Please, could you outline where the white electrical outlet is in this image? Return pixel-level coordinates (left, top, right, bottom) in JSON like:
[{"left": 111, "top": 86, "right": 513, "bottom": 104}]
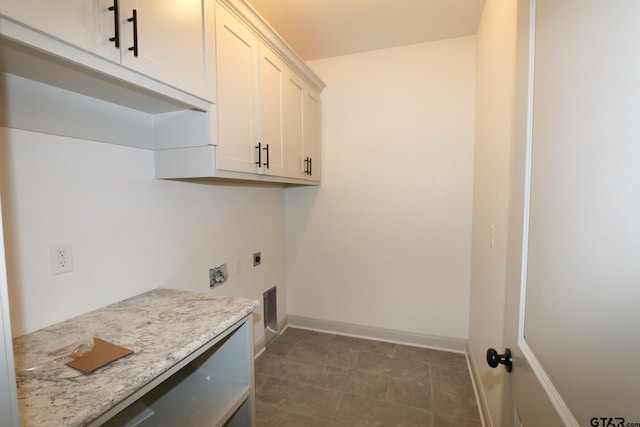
[{"left": 51, "top": 244, "right": 73, "bottom": 275}]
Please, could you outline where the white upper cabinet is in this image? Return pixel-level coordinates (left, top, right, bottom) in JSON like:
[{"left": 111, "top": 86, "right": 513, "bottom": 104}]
[
  {"left": 0, "top": 0, "right": 121, "bottom": 63},
  {"left": 258, "top": 42, "right": 286, "bottom": 177},
  {"left": 1, "top": 0, "right": 324, "bottom": 184},
  {"left": 119, "top": 0, "right": 216, "bottom": 102},
  {"left": 283, "top": 72, "right": 321, "bottom": 182},
  {"left": 0, "top": 0, "right": 216, "bottom": 102},
  {"left": 214, "top": 3, "right": 259, "bottom": 173},
  {"left": 283, "top": 71, "right": 306, "bottom": 179},
  {"left": 303, "top": 88, "right": 321, "bottom": 181},
  {"left": 215, "top": 3, "right": 288, "bottom": 177}
]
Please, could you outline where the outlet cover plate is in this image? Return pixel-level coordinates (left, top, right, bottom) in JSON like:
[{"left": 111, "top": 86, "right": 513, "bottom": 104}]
[{"left": 51, "top": 244, "right": 73, "bottom": 275}]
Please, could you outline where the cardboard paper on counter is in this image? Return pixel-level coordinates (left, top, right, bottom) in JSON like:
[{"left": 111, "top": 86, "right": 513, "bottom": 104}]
[{"left": 66, "top": 337, "right": 134, "bottom": 374}]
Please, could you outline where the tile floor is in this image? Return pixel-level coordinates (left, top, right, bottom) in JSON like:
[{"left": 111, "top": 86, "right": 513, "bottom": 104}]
[{"left": 254, "top": 327, "right": 481, "bottom": 427}]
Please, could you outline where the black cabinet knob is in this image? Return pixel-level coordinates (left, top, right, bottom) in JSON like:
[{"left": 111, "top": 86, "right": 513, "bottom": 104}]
[{"left": 486, "top": 348, "right": 513, "bottom": 372}]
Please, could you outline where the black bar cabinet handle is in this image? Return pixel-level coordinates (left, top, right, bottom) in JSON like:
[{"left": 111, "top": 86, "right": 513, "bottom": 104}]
[
  {"left": 304, "top": 157, "right": 312, "bottom": 175},
  {"left": 128, "top": 9, "right": 138, "bottom": 57},
  {"left": 263, "top": 144, "right": 270, "bottom": 168},
  {"left": 108, "top": 0, "right": 120, "bottom": 47},
  {"left": 255, "top": 142, "right": 262, "bottom": 166},
  {"left": 309, "top": 157, "right": 312, "bottom": 176}
]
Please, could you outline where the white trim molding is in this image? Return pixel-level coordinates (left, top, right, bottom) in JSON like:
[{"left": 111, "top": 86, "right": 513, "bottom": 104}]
[
  {"left": 467, "top": 343, "right": 491, "bottom": 427},
  {"left": 287, "top": 315, "right": 467, "bottom": 353}
]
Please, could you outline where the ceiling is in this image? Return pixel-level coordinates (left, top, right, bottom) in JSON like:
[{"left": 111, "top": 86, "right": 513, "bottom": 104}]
[{"left": 246, "top": 0, "right": 485, "bottom": 61}]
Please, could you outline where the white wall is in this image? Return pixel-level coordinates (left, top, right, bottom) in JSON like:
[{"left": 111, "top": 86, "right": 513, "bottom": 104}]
[
  {"left": 285, "top": 37, "right": 476, "bottom": 343},
  {"left": 0, "top": 126, "right": 286, "bottom": 343},
  {"left": 467, "top": 0, "right": 517, "bottom": 425}
]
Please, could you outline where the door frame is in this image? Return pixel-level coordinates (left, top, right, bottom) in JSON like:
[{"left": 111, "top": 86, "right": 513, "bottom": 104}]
[{"left": 0, "top": 195, "right": 19, "bottom": 426}]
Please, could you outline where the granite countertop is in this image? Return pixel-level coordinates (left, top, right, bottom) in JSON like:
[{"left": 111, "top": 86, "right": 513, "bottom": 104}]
[{"left": 12, "top": 288, "right": 260, "bottom": 427}]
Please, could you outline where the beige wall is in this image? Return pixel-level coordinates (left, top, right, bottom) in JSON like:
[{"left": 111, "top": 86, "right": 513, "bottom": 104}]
[
  {"left": 285, "top": 36, "right": 477, "bottom": 343},
  {"left": 0, "top": 127, "right": 286, "bottom": 343},
  {"left": 468, "top": 0, "right": 517, "bottom": 425}
]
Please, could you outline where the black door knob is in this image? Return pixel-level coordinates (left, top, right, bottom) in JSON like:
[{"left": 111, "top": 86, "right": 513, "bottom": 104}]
[{"left": 486, "top": 348, "right": 513, "bottom": 372}]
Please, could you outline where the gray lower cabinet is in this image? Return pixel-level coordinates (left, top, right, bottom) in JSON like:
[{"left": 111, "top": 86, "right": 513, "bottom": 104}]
[
  {"left": 13, "top": 289, "right": 258, "bottom": 427},
  {"left": 99, "top": 318, "right": 255, "bottom": 427}
]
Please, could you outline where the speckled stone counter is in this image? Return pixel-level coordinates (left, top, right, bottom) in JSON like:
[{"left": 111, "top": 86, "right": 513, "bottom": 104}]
[{"left": 12, "top": 288, "right": 260, "bottom": 427}]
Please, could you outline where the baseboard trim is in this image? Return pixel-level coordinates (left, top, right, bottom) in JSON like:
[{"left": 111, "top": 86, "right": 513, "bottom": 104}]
[
  {"left": 254, "top": 336, "right": 266, "bottom": 358},
  {"left": 467, "top": 343, "right": 491, "bottom": 427},
  {"left": 287, "top": 315, "right": 467, "bottom": 353}
]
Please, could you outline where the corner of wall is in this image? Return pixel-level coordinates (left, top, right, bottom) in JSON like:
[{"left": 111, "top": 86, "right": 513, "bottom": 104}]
[
  {"left": 467, "top": 342, "right": 494, "bottom": 427},
  {"left": 254, "top": 314, "right": 289, "bottom": 358}
]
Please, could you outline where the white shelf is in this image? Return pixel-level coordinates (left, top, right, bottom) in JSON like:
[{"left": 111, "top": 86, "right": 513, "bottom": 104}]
[{"left": 1, "top": 19, "right": 212, "bottom": 151}]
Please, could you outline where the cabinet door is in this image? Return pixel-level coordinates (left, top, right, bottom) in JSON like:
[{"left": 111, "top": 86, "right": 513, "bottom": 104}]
[
  {"left": 119, "top": 0, "right": 215, "bottom": 101},
  {"left": 304, "top": 88, "right": 321, "bottom": 181},
  {"left": 258, "top": 43, "right": 286, "bottom": 177},
  {"left": 214, "top": 4, "right": 259, "bottom": 174},
  {"left": 0, "top": 0, "right": 120, "bottom": 63},
  {"left": 283, "top": 71, "right": 306, "bottom": 179}
]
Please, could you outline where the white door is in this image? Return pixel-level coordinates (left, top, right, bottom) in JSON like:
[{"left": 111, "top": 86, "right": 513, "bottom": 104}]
[{"left": 503, "top": 0, "right": 640, "bottom": 425}]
